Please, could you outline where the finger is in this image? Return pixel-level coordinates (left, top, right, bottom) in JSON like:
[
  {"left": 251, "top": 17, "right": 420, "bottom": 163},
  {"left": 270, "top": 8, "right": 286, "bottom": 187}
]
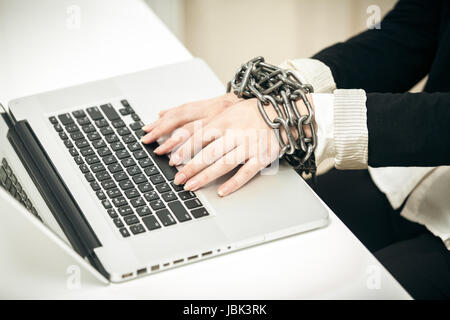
[
  {"left": 169, "top": 122, "right": 223, "bottom": 166},
  {"left": 217, "top": 157, "right": 269, "bottom": 197},
  {"left": 183, "top": 144, "right": 247, "bottom": 191},
  {"left": 153, "top": 123, "right": 195, "bottom": 155},
  {"left": 173, "top": 136, "right": 237, "bottom": 185},
  {"left": 141, "top": 115, "right": 184, "bottom": 144}
]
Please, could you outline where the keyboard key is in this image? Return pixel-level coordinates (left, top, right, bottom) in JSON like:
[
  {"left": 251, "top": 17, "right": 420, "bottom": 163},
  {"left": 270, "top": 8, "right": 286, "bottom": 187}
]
[
  {"left": 113, "top": 218, "right": 124, "bottom": 228},
  {"left": 80, "top": 147, "right": 95, "bottom": 157},
  {"left": 107, "top": 188, "right": 122, "bottom": 198},
  {"left": 84, "top": 172, "right": 95, "bottom": 182},
  {"left": 100, "top": 126, "right": 114, "bottom": 136},
  {"left": 118, "top": 205, "right": 133, "bottom": 216},
  {"left": 90, "top": 181, "right": 101, "bottom": 191},
  {"left": 138, "top": 158, "right": 153, "bottom": 168},
  {"left": 69, "top": 148, "right": 79, "bottom": 157},
  {"left": 65, "top": 124, "right": 79, "bottom": 133},
  {"left": 128, "top": 142, "right": 142, "bottom": 152},
  {"left": 112, "top": 196, "right": 128, "bottom": 207},
  {"left": 144, "top": 144, "right": 178, "bottom": 181},
  {"left": 191, "top": 207, "right": 209, "bottom": 219},
  {"left": 79, "top": 164, "right": 90, "bottom": 174},
  {"left": 91, "top": 163, "right": 106, "bottom": 173},
  {"left": 64, "top": 140, "right": 74, "bottom": 148},
  {"left": 108, "top": 163, "right": 122, "bottom": 173},
  {"left": 111, "top": 142, "right": 124, "bottom": 151},
  {"left": 144, "top": 191, "right": 159, "bottom": 202},
  {"left": 74, "top": 156, "right": 84, "bottom": 165},
  {"left": 144, "top": 166, "right": 158, "bottom": 176},
  {"left": 119, "top": 179, "right": 134, "bottom": 190},
  {"left": 100, "top": 104, "right": 120, "bottom": 121},
  {"left": 127, "top": 166, "right": 141, "bottom": 176},
  {"left": 142, "top": 215, "right": 161, "bottom": 230},
  {"left": 49, "top": 116, "right": 58, "bottom": 124},
  {"left": 116, "top": 150, "right": 130, "bottom": 160},
  {"left": 101, "top": 179, "right": 117, "bottom": 190},
  {"left": 162, "top": 191, "right": 177, "bottom": 203},
  {"left": 150, "top": 199, "right": 165, "bottom": 210},
  {"left": 77, "top": 117, "right": 91, "bottom": 126},
  {"left": 156, "top": 209, "right": 176, "bottom": 226},
  {"left": 81, "top": 124, "right": 96, "bottom": 133},
  {"left": 185, "top": 198, "right": 202, "bottom": 209},
  {"left": 131, "top": 114, "right": 140, "bottom": 122},
  {"left": 124, "top": 215, "right": 139, "bottom": 226},
  {"left": 86, "top": 155, "right": 100, "bottom": 165},
  {"left": 95, "top": 171, "right": 111, "bottom": 181},
  {"left": 129, "top": 224, "right": 146, "bottom": 235},
  {"left": 121, "top": 158, "right": 136, "bottom": 167},
  {"left": 92, "top": 139, "right": 107, "bottom": 149},
  {"left": 121, "top": 99, "right": 130, "bottom": 107},
  {"left": 94, "top": 119, "right": 109, "bottom": 128},
  {"left": 113, "top": 171, "right": 128, "bottom": 182},
  {"left": 72, "top": 110, "right": 86, "bottom": 118},
  {"left": 117, "top": 127, "right": 131, "bottom": 136},
  {"left": 156, "top": 183, "right": 171, "bottom": 193},
  {"left": 75, "top": 139, "right": 89, "bottom": 149},
  {"left": 133, "top": 174, "right": 147, "bottom": 184},
  {"left": 70, "top": 132, "right": 84, "bottom": 140},
  {"left": 179, "top": 191, "right": 195, "bottom": 201},
  {"left": 112, "top": 120, "right": 125, "bottom": 128},
  {"left": 103, "top": 155, "right": 117, "bottom": 165},
  {"left": 119, "top": 108, "right": 129, "bottom": 116},
  {"left": 136, "top": 206, "right": 151, "bottom": 217},
  {"left": 168, "top": 201, "right": 191, "bottom": 222},
  {"left": 54, "top": 124, "right": 63, "bottom": 132},
  {"left": 171, "top": 181, "right": 184, "bottom": 192},
  {"left": 86, "top": 106, "right": 103, "bottom": 120},
  {"left": 130, "top": 197, "right": 145, "bottom": 208},
  {"left": 105, "top": 134, "right": 119, "bottom": 143},
  {"left": 59, "top": 132, "right": 68, "bottom": 140},
  {"left": 135, "top": 130, "right": 146, "bottom": 139},
  {"left": 150, "top": 174, "right": 165, "bottom": 185},
  {"left": 138, "top": 182, "right": 153, "bottom": 193},
  {"left": 98, "top": 147, "right": 112, "bottom": 157},
  {"left": 87, "top": 132, "right": 101, "bottom": 141},
  {"left": 96, "top": 190, "right": 106, "bottom": 200},
  {"left": 58, "top": 113, "right": 74, "bottom": 125},
  {"left": 102, "top": 199, "right": 112, "bottom": 209},
  {"left": 130, "top": 121, "right": 144, "bottom": 131},
  {"left": 119, "top": 228, "right": 130, "bottom": 238},
  {"left": 107, "top": 208, "right": 118, "bottom": 218},
  {"left": 123, "top": 135, "right": 136, "bottom": 144},
  {"left": 124, "top": 188, "right": 140, "bottom": 199},
  {"left": 133, "top": 150, "right": 147, "bottom": 160}
]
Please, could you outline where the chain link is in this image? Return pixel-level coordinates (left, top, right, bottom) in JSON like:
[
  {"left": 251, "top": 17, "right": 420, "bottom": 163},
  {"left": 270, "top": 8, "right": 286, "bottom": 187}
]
[{"left": 227, "top": 56, "right": 317, "bottom": 176}]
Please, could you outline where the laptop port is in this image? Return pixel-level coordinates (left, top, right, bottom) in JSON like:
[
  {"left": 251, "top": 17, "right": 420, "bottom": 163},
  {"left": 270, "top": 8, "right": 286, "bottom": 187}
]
[
  {"left": 151, "top": 265, "right": 160, "bottom": 271},
  {"left": 163, "top": 263, "right": 170, "bottom": 267},
  {"left": 188, "top": 255, "right": 198, "bottom": 261},
  {"left": 137, "top": 268, "right": 147, "bottom": 275},
  {"left": 173, "top": 259, "right": 184, "bottom": 264},
  {"left": 202, "top": 251, "right": 213, "bottom": 257},
  {"left": 122, "top": 272, "right": 133, "bottom": 279}
]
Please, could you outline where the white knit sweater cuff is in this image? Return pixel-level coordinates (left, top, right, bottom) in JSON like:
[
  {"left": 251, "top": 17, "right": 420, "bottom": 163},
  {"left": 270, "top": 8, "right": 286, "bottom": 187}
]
[
  {"left": 279, "top": 58, "right": 336, "bottom": 93},
  {"left": 334, "top": 89, "right": 368, "bottom": 169}
]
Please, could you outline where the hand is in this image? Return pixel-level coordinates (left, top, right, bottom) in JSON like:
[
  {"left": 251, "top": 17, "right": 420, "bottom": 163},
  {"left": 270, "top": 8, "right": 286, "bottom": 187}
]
[{"left": 140, "top": 92, "right": 240, "bottom": 151}]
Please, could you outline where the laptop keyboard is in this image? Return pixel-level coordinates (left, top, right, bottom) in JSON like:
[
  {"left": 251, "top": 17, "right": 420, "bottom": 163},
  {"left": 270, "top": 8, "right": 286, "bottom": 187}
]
[
  {"left": 0, "top": 158, "right": 42, "bottom": 221},
  {"left": 49, "top": 100, "right": 209, "bottom": 238}
]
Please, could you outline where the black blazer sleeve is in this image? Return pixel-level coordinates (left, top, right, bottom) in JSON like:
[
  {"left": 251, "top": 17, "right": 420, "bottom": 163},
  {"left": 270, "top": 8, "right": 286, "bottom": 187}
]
[
  {"left": 313, "top": 0, "right": 442, "bottom": 93},
  {"left": 367, "top": 92, "right": 450, "bottom": 167}
]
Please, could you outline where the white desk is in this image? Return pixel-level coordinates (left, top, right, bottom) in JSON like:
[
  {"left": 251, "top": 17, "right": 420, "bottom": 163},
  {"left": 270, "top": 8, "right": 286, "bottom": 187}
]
[{"left": 0, "top": 0, "right": 410, "bottom": 299}]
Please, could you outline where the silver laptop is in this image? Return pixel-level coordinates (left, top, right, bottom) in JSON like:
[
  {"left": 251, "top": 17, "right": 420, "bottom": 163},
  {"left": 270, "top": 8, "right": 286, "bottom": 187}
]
[{"left": 0, "top": 58, "right": 328, "bottom": 282}]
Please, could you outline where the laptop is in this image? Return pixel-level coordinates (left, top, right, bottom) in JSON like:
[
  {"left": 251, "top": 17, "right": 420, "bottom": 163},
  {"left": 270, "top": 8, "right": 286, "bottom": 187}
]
[{"left": 0, "top": 58, "right": 329, "bottom": 282}]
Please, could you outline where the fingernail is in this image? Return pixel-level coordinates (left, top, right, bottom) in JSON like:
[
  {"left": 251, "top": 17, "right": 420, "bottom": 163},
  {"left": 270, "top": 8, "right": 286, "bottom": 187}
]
[
  {"left": 142, "top": 122, "right": 156, "bottom": 132},
  {"left": 154, "top": 146, "right": 163, "bottom": 154},
  {"left": 170, "top": 154, "right": 182, "bottom": 166},
  {"left": 217, "top": 186, "right": 229, "bottom": 197},
  {"left": 174, "top": 173, "right": 187, "bottom": 185},
  {"left": 184, "top": 179, "right": 198, "bottom": 191}
]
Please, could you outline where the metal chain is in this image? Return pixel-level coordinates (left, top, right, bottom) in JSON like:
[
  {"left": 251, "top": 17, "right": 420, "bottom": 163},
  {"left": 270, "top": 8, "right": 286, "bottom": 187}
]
[{"left": 227, "top": 56, "right": 317, "bottom": 177}]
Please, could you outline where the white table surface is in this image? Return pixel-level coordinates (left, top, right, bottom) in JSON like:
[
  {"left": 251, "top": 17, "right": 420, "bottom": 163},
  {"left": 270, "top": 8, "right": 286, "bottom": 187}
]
[{"left": 0, "top": 0, "right": 411, "bottom": 299}]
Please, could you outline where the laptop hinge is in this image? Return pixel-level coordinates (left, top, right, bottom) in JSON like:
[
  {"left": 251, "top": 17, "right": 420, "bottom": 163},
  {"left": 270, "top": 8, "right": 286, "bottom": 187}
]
[{"left": 6, "top": 118, "right": 109, "bottom": 279}]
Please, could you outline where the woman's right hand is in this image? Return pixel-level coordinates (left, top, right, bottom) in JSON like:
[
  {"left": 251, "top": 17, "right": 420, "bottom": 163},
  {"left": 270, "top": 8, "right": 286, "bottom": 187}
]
[{"left": 141, "top": 92, "right": 241, "bottom": 154}]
